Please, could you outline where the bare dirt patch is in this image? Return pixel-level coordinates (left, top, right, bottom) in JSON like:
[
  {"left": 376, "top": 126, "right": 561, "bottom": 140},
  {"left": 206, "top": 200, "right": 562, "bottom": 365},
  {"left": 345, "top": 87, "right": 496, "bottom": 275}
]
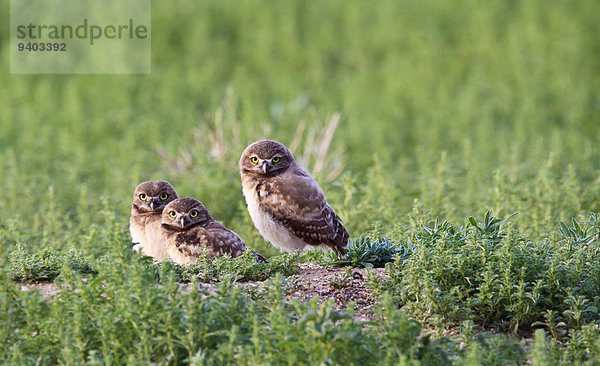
[
  {"left": 285, "top": 263, "right": 389, "bottom": 322},
  {"left": 19, "top": 282, "right": 62, "bottom": 298}
]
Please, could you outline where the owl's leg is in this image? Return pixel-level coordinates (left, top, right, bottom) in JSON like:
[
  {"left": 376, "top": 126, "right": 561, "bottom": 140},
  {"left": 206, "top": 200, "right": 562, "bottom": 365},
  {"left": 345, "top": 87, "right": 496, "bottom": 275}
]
[{"left": 132, "top": 243, "right": 143, "bottom": 252}]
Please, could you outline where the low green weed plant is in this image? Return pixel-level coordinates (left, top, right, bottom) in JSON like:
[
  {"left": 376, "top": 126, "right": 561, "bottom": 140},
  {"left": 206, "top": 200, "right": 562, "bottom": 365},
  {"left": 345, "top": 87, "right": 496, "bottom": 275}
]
[
  {"left": 386, "top": 211, "right": 600, "bottom": 335},
  {"left": 151, "top": 250, "right": 300, "bottom": 283},
  {"left": 9, "top": 244, "right": 96, "bottom": 282},
  {"left": 1, "top": 270, "right": 456, "bottom": 364}
]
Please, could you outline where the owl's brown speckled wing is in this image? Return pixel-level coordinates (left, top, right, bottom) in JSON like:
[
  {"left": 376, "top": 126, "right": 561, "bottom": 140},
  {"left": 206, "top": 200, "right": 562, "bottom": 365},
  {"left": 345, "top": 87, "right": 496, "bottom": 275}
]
[
  {"left": 170, "top": 221, "right": 247, "bottom": 263},
  {"left": 256, "top": 171, "right": 349, "bottom": 254}
]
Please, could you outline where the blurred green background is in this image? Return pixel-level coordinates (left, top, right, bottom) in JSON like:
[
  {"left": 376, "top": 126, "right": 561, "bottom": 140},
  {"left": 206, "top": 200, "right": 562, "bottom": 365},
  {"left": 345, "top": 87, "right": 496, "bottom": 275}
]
[{"left": 1, "top": 0, "right": 599, "bottom": 257}]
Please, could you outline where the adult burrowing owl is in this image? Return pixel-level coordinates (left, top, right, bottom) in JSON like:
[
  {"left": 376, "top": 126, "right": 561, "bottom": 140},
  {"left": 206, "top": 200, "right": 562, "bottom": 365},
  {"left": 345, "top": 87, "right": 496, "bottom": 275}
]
[
  {"left": 161, "top": 197, "right": 264, "bottom": 265},
  {"left": 239, "top": 140, "right": 349, "bottom": 255},
  {"left": 130, "top": 180, "right": 179, "bottom": 261}
]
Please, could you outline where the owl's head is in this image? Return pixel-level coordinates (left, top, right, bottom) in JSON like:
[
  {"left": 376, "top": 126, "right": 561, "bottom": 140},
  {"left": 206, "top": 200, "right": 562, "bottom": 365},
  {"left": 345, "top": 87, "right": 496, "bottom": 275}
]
[
  {"left": 161, "top": 197, "right": 212, "bottom": 230},
  {"left": 132, "top": 180, "right": 178, "bottom": 214},
  {"left": 239, "top": 140, "right": 295, "bottom": 176}
]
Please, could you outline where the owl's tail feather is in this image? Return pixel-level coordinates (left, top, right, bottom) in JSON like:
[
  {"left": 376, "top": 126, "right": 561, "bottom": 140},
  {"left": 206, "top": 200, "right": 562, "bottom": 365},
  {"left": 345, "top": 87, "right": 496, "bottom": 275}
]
[
  {"left": 251, "top": 250, "right": 268, "bottom": 263},
  {"left": 330, "top": 244, "right": 347, "bottom": 256},
  {"left": 330, "top": 216, "right": 350, "bottom": 257}
]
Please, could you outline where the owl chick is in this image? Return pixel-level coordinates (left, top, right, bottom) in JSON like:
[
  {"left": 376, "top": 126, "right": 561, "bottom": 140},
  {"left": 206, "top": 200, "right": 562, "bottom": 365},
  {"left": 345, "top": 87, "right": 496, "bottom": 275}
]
[
  {"left": 161, "top": 197, "right": 264, "bottom": 265},
  {"left": 130, "top": 180, "right": 178, "bottom": 261},
  {"left": 239, "top": 139, "right": 349, "bottom": 255}
]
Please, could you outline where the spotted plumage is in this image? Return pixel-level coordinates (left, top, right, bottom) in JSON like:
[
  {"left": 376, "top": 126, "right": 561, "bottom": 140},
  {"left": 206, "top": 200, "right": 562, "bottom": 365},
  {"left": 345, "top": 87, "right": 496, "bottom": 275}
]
[
  {"left": 130, "top": 180, "right": 178, "bottom": 261},
  {"left": 239, "top": 140, "right": 349, "bottom": 255},
  {"left": 161, "top": 197, "right": 264, "bottom": 264}
]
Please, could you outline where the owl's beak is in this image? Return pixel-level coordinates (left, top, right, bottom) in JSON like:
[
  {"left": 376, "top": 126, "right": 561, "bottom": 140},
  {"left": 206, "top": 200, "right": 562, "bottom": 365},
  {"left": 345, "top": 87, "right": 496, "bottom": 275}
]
[
  {"left": 180, "top": 217, "right": 187, "bottom": 227},
  {"left": 150, "top": 201, "right": 156, "bottom": 210},
  {"left": 262, "top": 161, "right": 269, "bottom": 173}
]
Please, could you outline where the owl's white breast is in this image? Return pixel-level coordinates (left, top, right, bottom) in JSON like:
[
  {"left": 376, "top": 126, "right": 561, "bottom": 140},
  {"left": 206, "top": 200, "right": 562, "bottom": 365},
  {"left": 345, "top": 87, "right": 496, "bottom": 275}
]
[
  {"left": 242, "top": 184, "right": 308, "bottom": 252},
  {"left": 130, "top": 215, "right": 170, "bottom": 261},
  {"left": 130, "top": 220, "right": 145, "bottom": 245}
]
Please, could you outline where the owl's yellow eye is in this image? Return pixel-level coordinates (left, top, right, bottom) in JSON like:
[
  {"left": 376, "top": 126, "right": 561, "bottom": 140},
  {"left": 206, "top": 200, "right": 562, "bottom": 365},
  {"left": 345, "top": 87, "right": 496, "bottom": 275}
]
[
  {"left": 169, "top": 211, "right": 177, "bottom": 218},
  {"left": 139, "top": 193, "right": 147, "bottom": 201},
  {"left": 160, "top": 193, "right": 168, "bottom": 200},
  {"left": 272, "top": 157, "right": 280, "bottom": 163},
  {"left": 189, "top": 210, "right": 198, "bottom": 218},
  {"left": 250, "top": 156, "right": 259, "bottom": 164}
]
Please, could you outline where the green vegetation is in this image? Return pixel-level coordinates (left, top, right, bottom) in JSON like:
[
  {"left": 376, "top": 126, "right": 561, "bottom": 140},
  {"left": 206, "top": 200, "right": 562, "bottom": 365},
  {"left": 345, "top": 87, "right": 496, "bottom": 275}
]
[
  {"left": 9, "top": 243, "right": 96, "bottom": 282},
  {"left": 8, "top": 244, "right": 298, "bottom": 284},
  {"left": 152, "top": 250, "right": 300, "bottom": 283},
  {"left": 1, "top": 0, "right": 600, "bottom": 363},
  {"left": 381, "top": 212, "right": 600, "bottom": 335}
]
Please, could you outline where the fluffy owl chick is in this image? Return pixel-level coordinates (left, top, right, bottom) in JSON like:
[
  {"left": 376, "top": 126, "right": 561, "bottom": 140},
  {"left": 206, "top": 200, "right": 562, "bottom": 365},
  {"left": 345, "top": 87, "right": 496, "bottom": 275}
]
[
  {"left": 161, "top": 198, "right": 263, "bottom": 265},
  {"left": 239, "top": 139, "right": 349, "bottom": 255},
  {"left": 130, "top": 180, "right": 179, "bottom": 261}
]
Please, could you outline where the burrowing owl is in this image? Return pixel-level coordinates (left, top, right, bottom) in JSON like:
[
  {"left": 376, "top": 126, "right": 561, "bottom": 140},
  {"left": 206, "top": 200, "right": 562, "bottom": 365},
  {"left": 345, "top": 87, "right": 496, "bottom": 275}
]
[
  {"left": 161, "top": 197, "right": 264, "bottom": 265},
  {"left": 130, "top": 180, "right": 179, "bottom": 261},
  {"left": 239, "top": 140, "right": 349, "bottom": 255}
]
